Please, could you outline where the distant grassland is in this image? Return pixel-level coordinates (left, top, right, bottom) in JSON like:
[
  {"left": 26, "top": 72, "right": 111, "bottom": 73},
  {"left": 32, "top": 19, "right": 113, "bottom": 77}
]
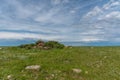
[{"left": 0, "top": 46, "right": 120, "bottom": 80}]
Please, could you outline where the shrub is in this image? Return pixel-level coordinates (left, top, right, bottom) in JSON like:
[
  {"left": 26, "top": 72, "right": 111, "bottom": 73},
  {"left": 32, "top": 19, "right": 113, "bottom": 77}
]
[
  {"left": 19, "top": 43, "right": 35, "bottom": 49},
  {"left": 19, "top": 40, "right": 64, "bottom": 49},
  {"left": 45, "top": 41, "right": 64, "bottom": 49},
  {"left": 35, "top": 40, "right": 44, "bottom": 45}
]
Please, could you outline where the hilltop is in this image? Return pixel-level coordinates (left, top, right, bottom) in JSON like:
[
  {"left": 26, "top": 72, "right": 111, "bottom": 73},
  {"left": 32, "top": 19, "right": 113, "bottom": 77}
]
[{"left": 19, "top": 40, "right": 65, "bottom": 49}]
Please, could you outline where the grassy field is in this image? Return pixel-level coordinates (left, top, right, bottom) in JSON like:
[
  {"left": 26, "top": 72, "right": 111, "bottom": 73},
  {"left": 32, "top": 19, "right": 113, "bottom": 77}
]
[{"left": 0, "top": 46, "right": 120, "bottom": 80}]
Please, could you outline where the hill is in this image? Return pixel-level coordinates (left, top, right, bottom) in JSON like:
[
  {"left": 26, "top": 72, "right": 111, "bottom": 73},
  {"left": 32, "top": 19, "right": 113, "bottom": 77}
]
[
  {"left": 0, "top": 46, "right": 120, "bottom": 80},
  {"left": 19, "top": 40, "right": 65, "bottom": 49}
]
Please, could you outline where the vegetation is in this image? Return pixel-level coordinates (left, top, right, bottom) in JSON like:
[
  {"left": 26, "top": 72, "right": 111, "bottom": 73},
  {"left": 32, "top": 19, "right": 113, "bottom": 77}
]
[
  {"left": 19, "top": 40, "right": 65, "bottom": 49},
  {"left": 0, "top": 46, "right": 120, "bottom": 80},
  {"left": 44, "top": 41, "right": 64, "bottom": 49},
  {"left": 19, "top": 44, "right": 35, "bottom": 49},
  {"left": 35, "top": 40, "right": 44, "bottom": 45}
]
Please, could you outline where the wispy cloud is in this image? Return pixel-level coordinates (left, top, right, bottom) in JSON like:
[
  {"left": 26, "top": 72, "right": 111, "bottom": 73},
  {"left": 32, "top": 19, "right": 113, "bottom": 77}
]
[
  {"left": 0, "top": 0, "right": 120, "bottom": 45},
  {"left": 105, "top": 11, "right": 120, "bottom": 19},
  {"left": 51, "top": 0, "right": 69, "bottom": 5},
  {"left": 0, "top": 32, "right": 63, "bottom": 40},
  {"left": 79, "top": 0, "right": 120, "bottom": 43}
]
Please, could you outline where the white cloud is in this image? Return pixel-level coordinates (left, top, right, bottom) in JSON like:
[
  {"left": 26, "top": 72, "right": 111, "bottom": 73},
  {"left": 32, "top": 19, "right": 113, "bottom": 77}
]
[
  {"left": 0, "top": 31, "right": 102, "bottom": 42},
  {"left": 51, "top": 0, "right": 61, "bottom": 5},
  {"left": 63, "top": 0, "right": 69, "bottom": 3},
  {"left": 83, "top": 0, "right": 120, "bottom": 21},
  {"left": 111, "top": 1, "right": 120, "bottom": 6},
  {"left": 0, "top": 24, "right": 60, "bottom": 34},
  {"left": 84, "top": 0, "right": 120, "bottom": 19},
  {"left": 79, "top": 0, "right": 120, "bottom": 43},
  {"left": 34, "top": 7, "right": 73, "bottom": 24},
  {"left": 85, "top": 6, "right": 103, "bottom": 18},
  {"left": 61, "top": 35, "right": 106, "bottom": 42},
  {"left": 0, "top": 0, "right": 119, "bottom": 44},
  {"left": 70, "top": 10, "right": 76, "bottom": 14},
  {"left": 0, "top": 32, "right": 63, "bottom": 40},
  {"left": 81, "top": 38, "right": 104, "bottom": 42},
  {"left": 103, "top": 0, "right": 120, "bottom": 10},
  {"left": 105, "top": 11, "right": 120, "bottom": 19},
  {"left": 34, "top": 8, "right": 58, "bottom": 23},
  {"left": 81, "top": 30, "right": 105, "bottom": 35},
  {"left": 51, "top": 0, "right": 69, "bottom": 5},
  {"left": 5, "top": 0, "right": 43, "bottom": 19}
]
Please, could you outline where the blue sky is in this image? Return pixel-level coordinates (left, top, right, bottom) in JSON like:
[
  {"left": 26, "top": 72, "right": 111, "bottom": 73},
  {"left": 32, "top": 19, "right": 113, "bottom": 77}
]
[{"left": 0, "top": 0, "right": 120, "bottom": 46}]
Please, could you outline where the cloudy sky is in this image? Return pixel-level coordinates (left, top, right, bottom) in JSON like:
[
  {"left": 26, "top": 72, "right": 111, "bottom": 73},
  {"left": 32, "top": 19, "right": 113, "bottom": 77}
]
[{"left": 0, "top": 0, "right": 120, "bottom": 46}]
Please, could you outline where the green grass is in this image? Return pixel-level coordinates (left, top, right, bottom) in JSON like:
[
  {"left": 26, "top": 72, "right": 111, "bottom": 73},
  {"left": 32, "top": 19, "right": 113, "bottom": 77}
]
[{"left": 0, "top": 46, "right": 120, "bottom": 80}]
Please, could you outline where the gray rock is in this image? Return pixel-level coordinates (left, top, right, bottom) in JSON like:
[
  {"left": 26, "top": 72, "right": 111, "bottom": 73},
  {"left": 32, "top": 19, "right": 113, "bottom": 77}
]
[
  {"left": 72, "top": 68, "right": 82, "bottom": 74},
  {"left": 85, "top": 71, "right": 88, "bottom": 74},
  {"left": 7, "top": 75, "right": 12, "bottom": 80},
  {"left": 25, "top": 65, "right": 40, "bottom": 71}
]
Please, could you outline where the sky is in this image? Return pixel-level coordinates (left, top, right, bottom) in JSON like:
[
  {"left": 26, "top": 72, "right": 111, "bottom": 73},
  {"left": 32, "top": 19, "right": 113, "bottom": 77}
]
[{"left": 0, "top": 0, "right": 120, "bottom": 46}]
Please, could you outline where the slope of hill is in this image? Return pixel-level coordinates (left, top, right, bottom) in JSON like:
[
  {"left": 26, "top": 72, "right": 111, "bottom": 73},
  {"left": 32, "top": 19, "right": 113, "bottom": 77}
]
[{"left": 0, "top": 47, "right": 120, "bottom": 80}]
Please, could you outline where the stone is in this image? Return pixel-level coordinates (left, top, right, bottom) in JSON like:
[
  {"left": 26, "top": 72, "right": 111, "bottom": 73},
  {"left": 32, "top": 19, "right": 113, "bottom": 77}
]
[
  {"left": 90, "top": 47, "right": 94, "bottom": 49},
  {"left": 72, "top": 68, "right": 82, "bottom": 74},
  {"left": 7, "top": 75, "right": 12, "bottom": 80},
  {"left": 104, "top": 56, "right": 107, "bottom": 59},
  {"left": 85, "top": 71, "right": 88, "bottom": 74},
  {"left": 44, "top": 47, "right": 50, "bottom": 50},
  {"left": 25, "top": 65, "right": 40, "bottom": 71},
  {"left": 70, "top": 47, "right": 73, "bottom": 49}
]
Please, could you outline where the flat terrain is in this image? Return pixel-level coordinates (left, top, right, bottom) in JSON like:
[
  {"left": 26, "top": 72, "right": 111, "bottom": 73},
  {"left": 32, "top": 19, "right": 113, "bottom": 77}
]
[{"left": 0, "top": 47, "right": 120, "bottom": 80}]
